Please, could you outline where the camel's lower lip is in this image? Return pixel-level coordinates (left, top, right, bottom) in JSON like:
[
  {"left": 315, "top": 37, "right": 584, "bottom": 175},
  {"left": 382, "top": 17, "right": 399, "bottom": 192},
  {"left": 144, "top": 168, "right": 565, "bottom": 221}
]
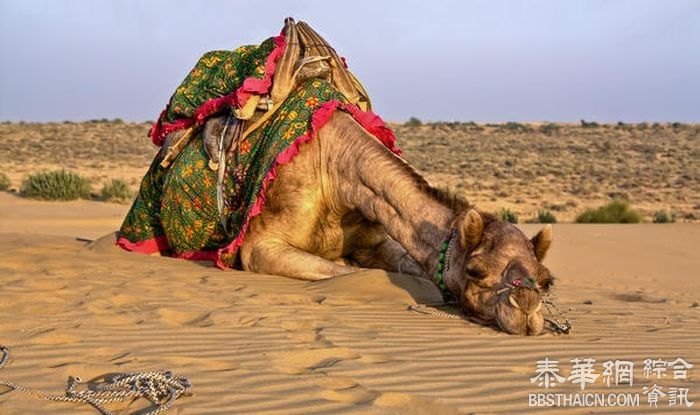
[{"left": 496, "top": 315, "right": 525, "bottom": 335}]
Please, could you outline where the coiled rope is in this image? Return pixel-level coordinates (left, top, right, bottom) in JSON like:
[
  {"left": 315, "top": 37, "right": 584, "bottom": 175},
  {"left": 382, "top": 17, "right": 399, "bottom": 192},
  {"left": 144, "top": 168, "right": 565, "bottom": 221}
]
[{"left": 0, "top": 346, "right": 192, "bottom": 415}]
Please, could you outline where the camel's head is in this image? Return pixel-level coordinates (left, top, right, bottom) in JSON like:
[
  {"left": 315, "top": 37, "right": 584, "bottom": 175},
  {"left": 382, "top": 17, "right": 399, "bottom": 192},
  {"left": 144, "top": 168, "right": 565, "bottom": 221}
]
[{"left": 451, "top": 210, "right": 554, "bottom": 335}]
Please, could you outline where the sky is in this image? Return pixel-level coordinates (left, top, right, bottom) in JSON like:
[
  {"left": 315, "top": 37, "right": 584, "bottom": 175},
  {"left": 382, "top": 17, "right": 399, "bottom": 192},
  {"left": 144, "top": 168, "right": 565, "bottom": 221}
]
[{"left": 0, "top": 0, "right": 698, "bottom": 123}]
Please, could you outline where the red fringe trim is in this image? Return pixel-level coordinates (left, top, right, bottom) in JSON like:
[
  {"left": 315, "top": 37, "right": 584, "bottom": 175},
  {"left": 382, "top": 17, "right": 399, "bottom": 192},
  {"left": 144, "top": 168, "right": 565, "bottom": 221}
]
[
  {"left": 117, "top": 234, "right": 170, "bottom": 254},
  {"left": 117, "top": 101, "right": 401, "bottom": 270},
  {"left": 212, "top": 100, "right": 401, "bottom": 269},
  {"left": 149, "top": 35, "right": 286, "bottom": 146}
]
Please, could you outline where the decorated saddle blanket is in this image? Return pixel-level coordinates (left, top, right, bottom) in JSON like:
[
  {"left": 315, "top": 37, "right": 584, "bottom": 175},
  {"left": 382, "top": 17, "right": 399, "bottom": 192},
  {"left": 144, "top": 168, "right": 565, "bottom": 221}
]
[
  {"left": 148, "top": 36, "right": 284, "bottom": 146},
  {"left": 118, "top": 35, "right": 400, "bottom": 269}
]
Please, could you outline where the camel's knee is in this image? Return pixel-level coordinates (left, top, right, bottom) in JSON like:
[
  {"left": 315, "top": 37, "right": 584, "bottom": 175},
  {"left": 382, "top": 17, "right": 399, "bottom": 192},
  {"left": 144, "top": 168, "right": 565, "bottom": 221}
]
[{"left": 240, "top": 239, "right": 277, "bottom": 273}]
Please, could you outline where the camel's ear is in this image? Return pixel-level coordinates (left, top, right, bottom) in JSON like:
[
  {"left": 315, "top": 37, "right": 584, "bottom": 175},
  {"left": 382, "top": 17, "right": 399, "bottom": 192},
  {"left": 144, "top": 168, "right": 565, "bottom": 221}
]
[
  {"left": 459, "top": 210, "right": 484, "bottom": 252},
  {"left": 531, "top": 225, "right": 553, "bottom": 261}
]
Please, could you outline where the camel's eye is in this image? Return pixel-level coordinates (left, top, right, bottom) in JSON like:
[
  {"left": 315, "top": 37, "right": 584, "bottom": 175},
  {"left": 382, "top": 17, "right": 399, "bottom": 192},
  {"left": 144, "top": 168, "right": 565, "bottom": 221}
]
[{"left": 465, "top": 265, "right": 486, "bottom": 280}]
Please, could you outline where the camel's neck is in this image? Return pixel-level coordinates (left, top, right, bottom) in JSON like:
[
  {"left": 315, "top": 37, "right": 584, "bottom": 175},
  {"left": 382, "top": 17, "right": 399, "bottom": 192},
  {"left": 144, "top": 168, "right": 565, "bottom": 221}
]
[{"left": 328, "top": 114, "right": 456, "bottom": 274}]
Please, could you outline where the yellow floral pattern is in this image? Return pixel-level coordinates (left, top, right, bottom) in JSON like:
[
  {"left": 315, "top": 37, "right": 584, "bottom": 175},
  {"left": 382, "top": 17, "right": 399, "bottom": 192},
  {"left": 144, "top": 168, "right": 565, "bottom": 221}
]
[{"left": 119, "top": 78, "right": 346, "bottom": 264}]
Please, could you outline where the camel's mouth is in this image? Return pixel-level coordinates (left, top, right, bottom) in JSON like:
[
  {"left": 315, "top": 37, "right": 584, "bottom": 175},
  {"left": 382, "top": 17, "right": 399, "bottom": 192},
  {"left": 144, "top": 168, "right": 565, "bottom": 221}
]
[{"left": 495, "top": 291, "right": 545, "bottom": 336}]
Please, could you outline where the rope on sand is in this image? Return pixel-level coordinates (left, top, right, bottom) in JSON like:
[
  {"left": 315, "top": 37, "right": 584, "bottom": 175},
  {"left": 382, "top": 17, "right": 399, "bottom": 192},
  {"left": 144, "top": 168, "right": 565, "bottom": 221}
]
[
  {"left": 406, "top": 304, "right": 462, "bottom": 319},
  {"left": 0, "top": 346, "right": 192, "bottom": 415}
]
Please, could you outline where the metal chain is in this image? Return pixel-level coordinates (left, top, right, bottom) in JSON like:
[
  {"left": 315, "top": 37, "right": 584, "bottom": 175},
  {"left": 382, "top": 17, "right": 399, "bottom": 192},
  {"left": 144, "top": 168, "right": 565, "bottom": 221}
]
[
  {"left": 540, "top": 294, "right": 573, "bottom": 334},
  {"left": 0, "top": 346, "right": 192, "bottom": 415}
]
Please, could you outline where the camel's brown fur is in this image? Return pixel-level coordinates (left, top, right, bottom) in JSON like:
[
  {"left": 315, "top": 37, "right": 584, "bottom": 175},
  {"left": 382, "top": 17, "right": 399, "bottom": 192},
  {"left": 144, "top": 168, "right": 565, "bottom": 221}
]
[{"left": 240, "top": 111, "right": 554, "bottom": 335}]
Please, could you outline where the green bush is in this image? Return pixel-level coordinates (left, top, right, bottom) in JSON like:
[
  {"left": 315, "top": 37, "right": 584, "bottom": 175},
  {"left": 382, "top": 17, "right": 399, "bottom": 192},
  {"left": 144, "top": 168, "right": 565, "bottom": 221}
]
[
  {"left": 0, "top": 172, "right": 10, "bottom": 191},
  {"left": 100, "top": 179, "right": 133, "bottom": 203},
  {"left": 580, "top": 119, "right": 600, "bottom": 128},
  {"left": 539, "top": 123, "right": 560, "bottom": 136},
  {"left": 498, "top": 208, "right": 519, "bottom": 224},
  {"left": 576, "top": 200, "right": 641, "bottom": 223},
  {"left": 652, "top": 210, "right": 675, "bottom": 224},
  {"left": 501, "top": 122, "right": 532, "bottom": 133},
  {"left": 536, "top": 210, "right": 557, "bottom": 223},
  {"left": 405, "top": 116, "right": 422, "bottom": 127},
  {"left": 20, "top": 170, "right": 92, "bottom": 200}
]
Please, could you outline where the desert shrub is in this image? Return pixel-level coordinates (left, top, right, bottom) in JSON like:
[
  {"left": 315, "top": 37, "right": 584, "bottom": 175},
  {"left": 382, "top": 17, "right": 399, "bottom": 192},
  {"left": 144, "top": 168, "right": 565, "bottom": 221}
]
[
  {"left": 580, "top": 119, "right": 599, "bottom": 128},
  {"left": 539, "top": 123, "right": 560, "bottom": 136},
  {"left": 502, "top": 122, "right": 531, "bottom": 133},
  {"left": 100, "top": 179, "right": 133, "bottom": 203},
  {"left": 616, "top": 121, "right": 634, "bottom": 132},
  {"left": 536, "top": 210, "right": 557, "bottom": 223},
  {"left": 20, "top": 170, "right": 91, "bottom": 200},
  {"left": 652, "top": 210, "right": 676, "bottom": 224},
  {"left": 405, "top": 116, "right": 422, "bottom": 127},
  {"left": 0, "top": 172, "right": 11, "bottom": 191},
  {"left": 112, "top": 118, "right": 124, "bottom": 123},
  {"left": 498, "top": 208, "right": 519, "bottom": 224},
  {"left": 464, "top": 121, "right": 484, "bottom": 131},
  {"left": 576, "top": 200, "right": 641, "bottom": 223}
]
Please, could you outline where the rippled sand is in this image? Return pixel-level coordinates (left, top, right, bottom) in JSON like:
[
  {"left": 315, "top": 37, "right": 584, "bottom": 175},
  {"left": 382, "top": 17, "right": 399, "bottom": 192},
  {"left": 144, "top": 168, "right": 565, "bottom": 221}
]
[{"left": 1, "top": 193, "right": 698, "bottom": 414}]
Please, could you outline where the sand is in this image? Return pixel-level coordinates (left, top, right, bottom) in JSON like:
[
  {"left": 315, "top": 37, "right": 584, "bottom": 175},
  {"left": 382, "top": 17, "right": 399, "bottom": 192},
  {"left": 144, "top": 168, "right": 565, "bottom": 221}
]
[{"left": 0, "top": 191, "right": 698, "bottom": 414}]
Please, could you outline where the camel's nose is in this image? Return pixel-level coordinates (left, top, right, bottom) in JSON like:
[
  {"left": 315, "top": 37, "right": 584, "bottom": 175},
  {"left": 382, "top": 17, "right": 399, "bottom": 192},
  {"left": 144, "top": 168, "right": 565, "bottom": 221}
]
[
  {"left": 508, "top": 290, "right": 544, "bottom": 335},
  {"left": 508, "top": 289, "right": 542, "bottom": 315}
]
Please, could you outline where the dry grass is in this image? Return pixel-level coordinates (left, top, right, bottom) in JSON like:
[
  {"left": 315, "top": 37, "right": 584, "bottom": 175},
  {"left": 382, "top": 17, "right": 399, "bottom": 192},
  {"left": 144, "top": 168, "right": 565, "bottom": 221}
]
[
  {"left": 0, "top": 172, "right": 10, "bottom": 191},
  {"left": 0, "top": 120, "right": 698, "bottom": 222},
  {"left": 20, "top": 169, "right": 92, "bottom": 200},
  {"left": 393, "top": 121, "right": 699, "bottom": 222},
  {"left": 0, "top": 120, "right": 154, "bottom": 197}
]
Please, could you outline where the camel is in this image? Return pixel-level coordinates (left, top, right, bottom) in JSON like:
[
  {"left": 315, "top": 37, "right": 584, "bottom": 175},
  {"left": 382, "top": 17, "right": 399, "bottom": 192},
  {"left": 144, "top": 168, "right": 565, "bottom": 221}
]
[
  {"left": 222, "top": 111, "right": 556, "bottom": 336},
  {"left": 124, "top": 18, "right": 556, "bottom": 335}
]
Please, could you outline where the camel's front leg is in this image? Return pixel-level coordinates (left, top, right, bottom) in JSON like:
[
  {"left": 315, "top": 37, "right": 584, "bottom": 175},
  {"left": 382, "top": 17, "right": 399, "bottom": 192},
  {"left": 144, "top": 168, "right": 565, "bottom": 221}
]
[
  {"left": 352, "top": 238, "right": 424, "bottom": 277},
  {"left": 243, "top": 240, "right": 359, "bottom": 281}
]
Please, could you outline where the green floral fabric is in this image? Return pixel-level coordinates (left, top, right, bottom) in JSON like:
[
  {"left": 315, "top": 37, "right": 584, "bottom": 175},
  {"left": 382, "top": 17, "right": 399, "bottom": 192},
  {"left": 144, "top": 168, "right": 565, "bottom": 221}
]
[
  {"left": 119, "top": 78, "right": 346, "bottom": 267},
  {"left": 164, "top": 39, "right": 277, "bottom": 123}
]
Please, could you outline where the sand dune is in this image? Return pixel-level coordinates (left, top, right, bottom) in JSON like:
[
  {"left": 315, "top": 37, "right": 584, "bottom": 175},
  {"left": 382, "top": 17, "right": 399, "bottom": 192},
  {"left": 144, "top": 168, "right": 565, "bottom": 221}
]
[{"left": 1, "top": 194, "right": 699, "bottom": 414}]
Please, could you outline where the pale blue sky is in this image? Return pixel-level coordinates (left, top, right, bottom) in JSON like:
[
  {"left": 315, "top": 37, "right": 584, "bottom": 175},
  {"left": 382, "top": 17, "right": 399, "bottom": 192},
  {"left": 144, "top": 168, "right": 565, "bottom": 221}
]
[{"left": 1, "top": 0, "right": 698, "bottom": 122}]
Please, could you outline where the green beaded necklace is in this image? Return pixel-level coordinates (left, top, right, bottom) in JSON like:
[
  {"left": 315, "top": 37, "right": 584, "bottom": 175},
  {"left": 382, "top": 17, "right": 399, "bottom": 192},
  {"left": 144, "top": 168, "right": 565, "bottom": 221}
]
[{"left": 434, "top": 229, "right": 458, "bottom": 302}]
